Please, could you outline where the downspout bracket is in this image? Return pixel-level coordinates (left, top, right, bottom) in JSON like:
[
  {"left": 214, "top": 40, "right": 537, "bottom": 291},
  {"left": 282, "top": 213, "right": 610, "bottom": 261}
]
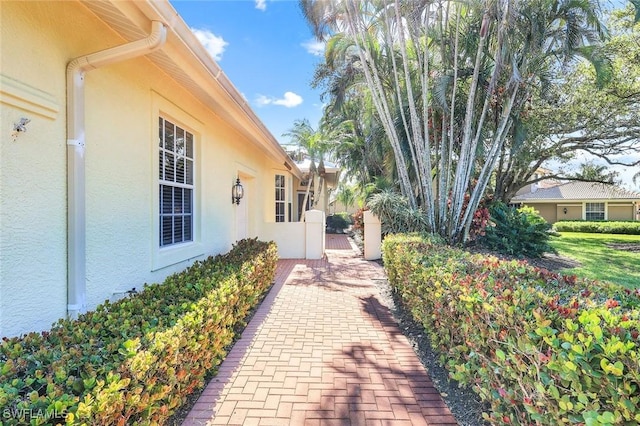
[{"left": 67, "top": 139, "right": 85, "bottom": 147}]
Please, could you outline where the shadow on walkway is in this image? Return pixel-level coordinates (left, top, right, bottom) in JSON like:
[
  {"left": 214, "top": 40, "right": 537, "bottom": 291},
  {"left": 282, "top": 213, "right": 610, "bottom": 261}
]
[{"left": 182, "top": 234, "right": 457, "bottom": 425}]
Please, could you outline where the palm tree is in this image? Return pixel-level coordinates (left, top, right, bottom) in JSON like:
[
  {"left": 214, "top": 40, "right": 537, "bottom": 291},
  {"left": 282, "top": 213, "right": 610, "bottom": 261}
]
[
  {"left": 283, "top": 119, "right": 331, "bottom": 220},
  {"left": 302, "top": 0, "right": 606, "bottom": 243},
  {"left": 302, "top": 0, "right": 518, "bottom": 241},
  {"left": 334, "top": 181, "right": 357, "bottom": 211}
]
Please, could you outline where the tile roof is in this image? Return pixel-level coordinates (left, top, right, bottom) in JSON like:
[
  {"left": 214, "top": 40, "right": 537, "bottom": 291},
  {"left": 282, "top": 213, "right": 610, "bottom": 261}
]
[
  {"left": 296, "top": 158, "right": 340, "bottom": 173},
  {"left": 512, "top": 181, "right": 640, "bottom": 201}
]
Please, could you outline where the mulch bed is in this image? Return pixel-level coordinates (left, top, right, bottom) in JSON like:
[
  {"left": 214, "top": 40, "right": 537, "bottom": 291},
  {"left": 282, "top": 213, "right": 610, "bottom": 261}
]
[{"left": 606, "top": 242, "right": 640, "bottom": 252}]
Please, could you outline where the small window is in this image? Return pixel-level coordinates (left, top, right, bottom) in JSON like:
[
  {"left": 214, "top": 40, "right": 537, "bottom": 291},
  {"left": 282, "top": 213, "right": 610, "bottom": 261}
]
[
  {"left": 275, "top": 174, "right": 286, "bottom": 222},
  {"left": 585, "top": 202, "right": 605, "bottom": 221},
  {"left": 159, "top": 117, "right": 194, "bottom": 246}
]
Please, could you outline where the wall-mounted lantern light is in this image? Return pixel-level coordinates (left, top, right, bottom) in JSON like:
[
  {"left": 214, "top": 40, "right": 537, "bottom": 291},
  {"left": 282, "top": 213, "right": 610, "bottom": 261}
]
[
  {"left": 232, "top": 177, "right": 244, "bottom": 205},
  {"left": 563, "top": 207, "right": 568, "bottom": 214}
]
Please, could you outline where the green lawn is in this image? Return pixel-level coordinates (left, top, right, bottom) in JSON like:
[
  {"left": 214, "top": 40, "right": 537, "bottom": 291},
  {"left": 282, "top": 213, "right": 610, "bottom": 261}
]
[{"left": 550, "top": 232, "right": 640, "bottom": 288}]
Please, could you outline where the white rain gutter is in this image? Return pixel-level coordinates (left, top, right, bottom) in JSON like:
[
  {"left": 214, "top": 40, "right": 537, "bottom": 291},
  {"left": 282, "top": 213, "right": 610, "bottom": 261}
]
[
  {"left": 66, "top": 21, "right": 167, "bottom": 319},
  {"left": 139, "top": 0, "right": 302, "bottom": 179}
]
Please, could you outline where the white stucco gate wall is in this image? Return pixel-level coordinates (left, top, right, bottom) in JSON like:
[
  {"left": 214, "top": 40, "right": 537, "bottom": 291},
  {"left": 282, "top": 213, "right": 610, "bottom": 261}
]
[{"left": 259, "top": 209, "right": 325, "bottom": 259}]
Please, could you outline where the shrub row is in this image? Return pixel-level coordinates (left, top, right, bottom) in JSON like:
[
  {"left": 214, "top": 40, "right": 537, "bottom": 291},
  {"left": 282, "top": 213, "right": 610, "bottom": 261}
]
[
  {"left": 0, "top": 238, "right": 278, "bottom": 425},
  {"left": 383, "top": 234, "right": 640, "bottom": 425},
  {"left": 554, "top": 221, "right": 640, "bottom": 235}
]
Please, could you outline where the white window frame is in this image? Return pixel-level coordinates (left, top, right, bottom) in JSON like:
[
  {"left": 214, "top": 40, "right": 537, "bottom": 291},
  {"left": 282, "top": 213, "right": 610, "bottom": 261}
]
[
  {"left": 585, "top": 202, "right": 606, "bottom": 221},
  {"left": 287, "top": 175, "right": 293, "bottom": 222},
  {"left": 159, "top": 117, "right": 195, "bottom": 247},
  {"left": 275, "top": 174, "right": 286, "bottom": 223},
  {"left": 152, "top": 93, "right": 203, "bottom": 270}
]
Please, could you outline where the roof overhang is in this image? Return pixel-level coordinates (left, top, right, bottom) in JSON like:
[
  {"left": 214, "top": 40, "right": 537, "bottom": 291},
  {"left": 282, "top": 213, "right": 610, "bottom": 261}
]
[{"left": 81, "top": 0, "right": 302, "bottom": 180}]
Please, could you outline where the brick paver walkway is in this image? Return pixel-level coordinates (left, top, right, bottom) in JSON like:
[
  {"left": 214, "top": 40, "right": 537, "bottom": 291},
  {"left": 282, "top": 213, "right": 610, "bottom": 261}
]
[{"left": 183, "top": 235, "right": 457, "bottom": 425}]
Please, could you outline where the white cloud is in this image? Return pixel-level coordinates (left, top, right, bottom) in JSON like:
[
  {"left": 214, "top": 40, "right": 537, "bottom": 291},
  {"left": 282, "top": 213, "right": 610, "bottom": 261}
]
[
  {"left": 255, "top": 0, "right": 267, "bottom": 11},
  {"left": 190, "top": 28, "right": 228, "bottom": 61},
  {"left": 255, "top": 92, "right": 303, "bottom": 108},
  {"left": 301, "top": 39, "right": 325, "bottom": 56},
  {"left": 255, "top": 95, "right": 272, "bottom": 107},
  {"left": 274, "top": 92, "right": 303, "bottom": 107}
]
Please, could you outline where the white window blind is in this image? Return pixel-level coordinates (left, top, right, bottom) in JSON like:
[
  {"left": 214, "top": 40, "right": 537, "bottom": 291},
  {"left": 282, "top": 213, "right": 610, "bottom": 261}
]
[
  {"left": 585, "top": 202, "right": 605, "bottom": 221},
  {"left": 159, "top": 117, "right": 194, "bottom": 247},
  {"left": 275, "top": 174, "right": 285, "bottom": 222}
]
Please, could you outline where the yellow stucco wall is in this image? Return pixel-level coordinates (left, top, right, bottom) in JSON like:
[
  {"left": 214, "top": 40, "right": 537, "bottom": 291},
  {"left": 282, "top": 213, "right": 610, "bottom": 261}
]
[
  {"left": 1, "top": 1, "right": 293, "bottom": 336},
  {"left": 330, "top": 201, "right": 359, "bottom": 216},
  {"left": 557, "top": 205, "right": 582, "bottom": 222},
  {"left": 609, "top": 205, "right": 634, "bottom": 221},
  {"left": 523, "top": 203, "right": 638, "bottom": 223},
  {"left": 1, "top": 1, "right": 80, "bottom": 336},
  {"left": 525, "top": 203, "right": 558, "bottom": 224}
]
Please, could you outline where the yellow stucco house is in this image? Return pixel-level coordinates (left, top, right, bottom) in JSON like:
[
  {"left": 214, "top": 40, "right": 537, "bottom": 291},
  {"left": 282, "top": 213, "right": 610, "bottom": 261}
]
[
  {"left": 511, "top": 181, "right": 640, "bottom": 224},
  {"left": 0, "top": 1, "right": 319, "bottom": 337}
]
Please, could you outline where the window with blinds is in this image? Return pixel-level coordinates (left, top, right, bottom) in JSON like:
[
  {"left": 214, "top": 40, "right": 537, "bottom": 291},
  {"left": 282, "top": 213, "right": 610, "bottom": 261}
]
[
  {"left": 585, "top": 202, "right": 605, "bottom": 221},
  {"left": 275, "top": 174, "right": 285, "bottom": 222},
  {"left": 159, "top": 117, "right": 194, "bottom": 247}
]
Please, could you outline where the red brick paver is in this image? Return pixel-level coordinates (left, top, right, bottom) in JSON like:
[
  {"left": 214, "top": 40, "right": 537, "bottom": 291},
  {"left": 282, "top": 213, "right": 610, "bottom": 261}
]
[{"left": 183, "top": 235, "right": 457, "bottom": 425}]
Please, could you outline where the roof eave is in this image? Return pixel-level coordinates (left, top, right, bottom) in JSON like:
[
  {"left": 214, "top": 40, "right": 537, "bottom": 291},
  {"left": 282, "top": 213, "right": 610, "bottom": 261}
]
[{"left": 93, "top": 0, "right": 302, "bottom": 180}]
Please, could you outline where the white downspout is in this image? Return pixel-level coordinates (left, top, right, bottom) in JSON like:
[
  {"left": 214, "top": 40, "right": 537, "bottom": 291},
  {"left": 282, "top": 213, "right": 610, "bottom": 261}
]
[{"left": 66, "top": 21, "right": 167, "bottom": 319}]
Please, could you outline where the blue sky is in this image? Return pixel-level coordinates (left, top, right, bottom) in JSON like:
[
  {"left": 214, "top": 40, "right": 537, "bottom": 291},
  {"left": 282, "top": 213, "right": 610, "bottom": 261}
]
[
  {"left": 172, "top": 0, "right": 639, "bottom": 190},
  {"left": 172, "top": 0, "right": 324, "bottom": 148}
]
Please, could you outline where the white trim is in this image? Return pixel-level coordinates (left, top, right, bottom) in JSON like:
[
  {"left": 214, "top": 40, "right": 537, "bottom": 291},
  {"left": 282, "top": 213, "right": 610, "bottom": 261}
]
[
  {"left": 151, "top": 93, "right": 203, "bottom": 271},
  {"left": 0, "top": 73, "right": 59, "bottom": 119},
  {"left": 287, "top": 174, "right": 293, "bottom": 222},
  {"left": 275, "top": 173, "right": 286, "bottom": 223}
]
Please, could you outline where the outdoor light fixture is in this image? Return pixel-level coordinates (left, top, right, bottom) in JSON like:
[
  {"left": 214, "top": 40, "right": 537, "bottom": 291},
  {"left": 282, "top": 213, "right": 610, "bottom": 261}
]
[
  {"left": 563, "top": 207, "right": 568, "bottom": 214},
  {"left": 11, "top": 117, "right": 30, "bottom": 142},
  {"left": 232, "top": 177, "right": 244, "bottom": 205}
]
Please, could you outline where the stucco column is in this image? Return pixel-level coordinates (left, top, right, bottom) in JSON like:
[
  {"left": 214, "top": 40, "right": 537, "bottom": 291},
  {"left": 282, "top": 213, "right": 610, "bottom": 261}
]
[
  {"left": 305, "top": 209, "right": 325, "bottom": 260},
  {"left": 364, "top": 211, "right": 381, "bottom": 260}
]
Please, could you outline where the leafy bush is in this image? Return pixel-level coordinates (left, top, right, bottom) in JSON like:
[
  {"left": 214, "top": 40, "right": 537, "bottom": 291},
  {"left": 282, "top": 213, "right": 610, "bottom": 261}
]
[
  {"left": 383, "top": 234, "right": 640, "bottom": 425},
  {"left": 555, "top": 221, "right": 640, "bottom": 235},
  {"left": 366, "top": 190, "right": 491, "bottom": 241},
  {"left": 480, "top": 202, "right": 555, "bottom": 257},
  {"left": 326, "top": 212, "right": 352, "bottom": 233},
  {"left": 0, "top": 238, "right": 277, "bottom": 425},
  {"left": 352, "top": 207, "right": 366, "bottom": 234},
  {"left": 367, "top": 190, "right": 427, "bottom": 235}
]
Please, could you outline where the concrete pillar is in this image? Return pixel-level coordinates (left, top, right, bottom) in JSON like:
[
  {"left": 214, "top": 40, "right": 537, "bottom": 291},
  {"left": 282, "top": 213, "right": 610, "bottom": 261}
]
[
  {"left": 305, "top": 209, "right": 325, "bottom": 259},
  {"left": 364, "top": 211, "right": 382, "bottom": 260}
]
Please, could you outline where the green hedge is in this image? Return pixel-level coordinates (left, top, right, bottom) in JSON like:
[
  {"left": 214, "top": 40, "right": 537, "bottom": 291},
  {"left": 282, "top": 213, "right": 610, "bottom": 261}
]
[
  {"left": 554, "top": 221, "right": 640, "bottom": 235},
  {"left": 383, "top": 234, "right": 640, "bottom": 425},
  {"left": 0, "top": 238, "right": 278, "bottom": 425}
]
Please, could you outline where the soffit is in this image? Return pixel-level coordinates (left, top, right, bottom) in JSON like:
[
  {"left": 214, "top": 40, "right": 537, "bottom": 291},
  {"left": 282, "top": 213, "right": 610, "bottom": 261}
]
[
  {"left": 80, "top": 0, "right": 301, "bottom": 177},
  {"left": 81, "top": 1, "right": 236, "bottom": 124}
]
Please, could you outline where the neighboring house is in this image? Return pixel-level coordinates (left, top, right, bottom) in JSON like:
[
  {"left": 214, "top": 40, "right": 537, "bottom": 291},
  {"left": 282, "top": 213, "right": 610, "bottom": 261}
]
[
  {"left": 0, "top": 1, "right": 318, "bottom": 337},
  {"left": 328, "top": 198, "right": 359, "bottom": 216},
  {"left": 514, "top": 167, "right": 562, "bottom": 195},
  {"left": 511, "top": 181, "right": 640, "bottom": 224}
]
